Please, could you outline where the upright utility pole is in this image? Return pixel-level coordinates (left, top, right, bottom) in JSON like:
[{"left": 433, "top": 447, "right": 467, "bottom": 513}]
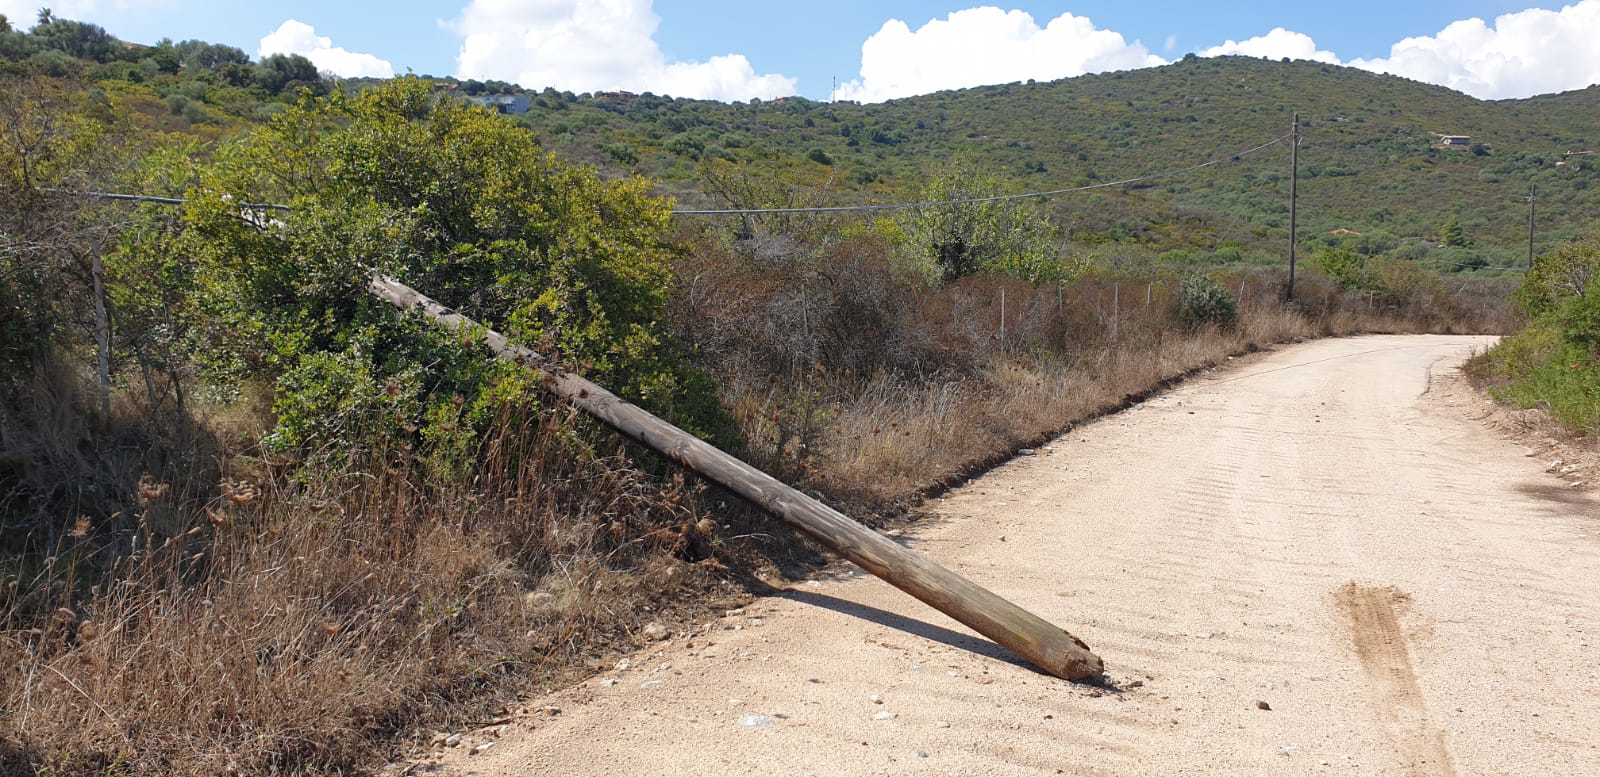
[
  {"left": 1287, "top": 113, "right": 1301, "bottom": 303},
  {"left": 1525, "top": 184, "right": 1537, "bottom": 268}
]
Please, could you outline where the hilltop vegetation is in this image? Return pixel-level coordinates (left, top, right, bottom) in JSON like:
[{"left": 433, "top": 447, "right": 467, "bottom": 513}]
[
  {"left": 0, "top": 12, "right": 1579, "bottom": 775},
  {"left": 405, "top": 56, "right": 1600, "bottom": 273}
]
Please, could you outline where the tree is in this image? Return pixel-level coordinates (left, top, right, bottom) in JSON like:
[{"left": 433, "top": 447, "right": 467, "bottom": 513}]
[
  {"left": 28, "top": 15, "right": 118, "bottom": 62},
  {"left": 148, "top": 38, "right": 179, "bottom": 74},
  {"left": 0, "top": 76, "right": 123, "bottom": 374},
  {"left": 897, "top": 160, "right": 1058, "bottom": 284},
  {"left": 252, "top": 53, "right": 326, "bottom": 95},
  {"left": 1516, "top": 238, "right": 1598, "bottom": 320},
  {"left": 697, "top": 155, "right": 837, "bottom": 251},
  {"left": 1440, "top": 216, "right": 1471, "bottom": 248},
  {"left": 172, "top": 39, "right": 249, "bottom": 70}
]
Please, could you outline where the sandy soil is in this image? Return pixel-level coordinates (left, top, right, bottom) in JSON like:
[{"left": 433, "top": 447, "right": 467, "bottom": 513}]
[{"left": 421, "top": 334, "right": 1600, "bottom": 776}]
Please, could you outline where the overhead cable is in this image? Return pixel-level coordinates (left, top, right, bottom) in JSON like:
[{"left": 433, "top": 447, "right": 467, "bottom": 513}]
[
  {"left": 670, "top": 134, "right": 1290, "bottom": 215},
  {"left": 21, "top": 134, "right": 1289, "bottom": 217}
]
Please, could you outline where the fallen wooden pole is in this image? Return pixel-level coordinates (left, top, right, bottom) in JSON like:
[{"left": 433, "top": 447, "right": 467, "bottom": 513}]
[{"left": 369, "top": 274, "right": 1104, "bottom": 681}]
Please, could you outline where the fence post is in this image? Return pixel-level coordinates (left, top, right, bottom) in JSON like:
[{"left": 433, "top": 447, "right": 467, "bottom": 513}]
[
  {"left": 1111, "top": 283, "right": 1119, "bottom": 341},
  {"left": 999, "top": 286, "right": 1006, "bottom": 347},
  {"left": 92, "top": 251, "right": 111, "bottom": 416}
]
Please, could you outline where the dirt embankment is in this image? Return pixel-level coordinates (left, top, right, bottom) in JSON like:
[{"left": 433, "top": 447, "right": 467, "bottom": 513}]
[{"left": 415, "top": 335, "right": 1600, "bottom": 776}]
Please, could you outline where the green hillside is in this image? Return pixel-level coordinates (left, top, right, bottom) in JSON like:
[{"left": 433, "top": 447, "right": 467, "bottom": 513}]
[{"left": 453, "top": 56, "right": 1598, "bottom": 269}]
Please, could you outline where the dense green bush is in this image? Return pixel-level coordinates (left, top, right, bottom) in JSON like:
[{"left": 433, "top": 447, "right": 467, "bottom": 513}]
[
  {"left": 897, "top": 160, "right": 1060, "bottom": 284},
  {"left": 1178, "top": 273, "right": 1238, "bottom": 330},
  {"left": 1473, "top": 237, "right": 1599, "bottom": 433},
  {"left": 175, "top": 79, "right": 732, "bottom": 465}
]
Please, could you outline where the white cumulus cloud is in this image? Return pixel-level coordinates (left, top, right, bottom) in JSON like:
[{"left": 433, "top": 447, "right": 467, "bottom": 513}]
[
  {"left": 1200, "top": 28, "right": 1339, "bottom": 64},
  {"left": 448, "top": 0, "right": 797, "bottom": 102},
  {"left": 1349, "top": 1, "right": 1600, "bottom": 99},
  {"left": 837, "top": 7, "right": 1164, "bottom": 103},
  {"left": 258, "top": 19, "right": 394, "bottom": 79}
]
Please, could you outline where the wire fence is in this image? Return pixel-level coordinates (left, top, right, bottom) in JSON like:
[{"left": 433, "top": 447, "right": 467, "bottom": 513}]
[{"left": 11, "top": 130, "right": 1532, "bottom": 271}]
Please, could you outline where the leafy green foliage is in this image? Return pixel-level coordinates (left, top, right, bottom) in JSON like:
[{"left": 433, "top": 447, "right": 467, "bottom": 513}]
[
  {"left": 1313, "top": 245, "right": 1373, "bottom": 290},
  {"left": 1178, "top": 273, "right": 1238, "bottom": 330},
  {"left": 178, "top": 79, "right": 731, "bottom": 461},
  {"left": 1515, "top": 239, "right": 1598, "bottom": 320},
  {"left": 1475, "top": 237, "right": 1600, "bottom": 433},
  {"left": 897, "top": 160, "right": 1059, "bottom": 284}
]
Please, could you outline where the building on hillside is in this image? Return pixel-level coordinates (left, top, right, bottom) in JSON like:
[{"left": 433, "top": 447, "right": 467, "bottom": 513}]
[
  {"left": 1435, "top": 135, "right": 1471, "bottom": 149},
  {"left": 467, "top": 94, "right": 531, "bottom": 115}
]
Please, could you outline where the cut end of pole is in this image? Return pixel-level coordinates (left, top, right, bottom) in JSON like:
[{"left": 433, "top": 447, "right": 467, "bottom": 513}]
[{"left": 1048, "top": 630, "right": 1106, "bottom": 681}]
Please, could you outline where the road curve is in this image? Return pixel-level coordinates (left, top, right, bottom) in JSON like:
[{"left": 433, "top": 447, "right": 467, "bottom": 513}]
[{"left": 432, "top": 334, "right": 1600, "bottom": 776}]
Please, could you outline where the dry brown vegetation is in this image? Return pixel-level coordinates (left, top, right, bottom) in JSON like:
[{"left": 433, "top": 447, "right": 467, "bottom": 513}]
[
  {"left": 2, "top": 226, "right": 1517, "bottom": 775},
  {"left": 1, "top": 396, "right": 732, "bottom": 775},
  {"left": 670, "top": 231, "right": 1519, "bottom": 517}
]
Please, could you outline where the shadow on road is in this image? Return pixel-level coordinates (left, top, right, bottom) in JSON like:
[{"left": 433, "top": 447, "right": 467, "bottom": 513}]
[{"left": 774, "top": 587, "right": 1038, "bottom": 671}]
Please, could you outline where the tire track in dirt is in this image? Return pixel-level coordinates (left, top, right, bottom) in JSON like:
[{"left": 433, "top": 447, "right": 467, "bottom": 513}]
[{"left": 1334, "top": 583, "right": 1455, "bottom": 777}]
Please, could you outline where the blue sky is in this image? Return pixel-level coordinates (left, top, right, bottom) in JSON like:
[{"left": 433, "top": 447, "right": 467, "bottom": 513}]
[{"left": 5, "top": 1, "right": 1599, "bottom": 101}]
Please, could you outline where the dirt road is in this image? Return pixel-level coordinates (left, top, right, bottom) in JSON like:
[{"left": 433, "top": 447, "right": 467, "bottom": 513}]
[{"left": 431, "top": 334, "right": 1600, "bottom": 776}]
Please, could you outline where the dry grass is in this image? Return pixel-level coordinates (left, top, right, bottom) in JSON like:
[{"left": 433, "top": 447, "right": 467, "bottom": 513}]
[
  {"left": 1, "top": 403, "right": 727, "bottom": 775},
  {"left": 670, "top": 236, "right": 1518, "bottom": 517}
]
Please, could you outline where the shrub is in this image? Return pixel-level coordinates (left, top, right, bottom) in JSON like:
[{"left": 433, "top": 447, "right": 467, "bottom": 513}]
[
  {"left": 177, "top": 78, "right": 733, "bottom": 462},
  {"left": 897, "top": 159, "right": 1057, "bottom": 284},
  {"left": 1472, "top": 237, "right": 1600, "bottom": 434},
  {"left": 1179, "top": 273, "right": 1238, "bottom": 330},
  {"left": 1312, "top": 245, "right": 1372, "bottom": 290}
]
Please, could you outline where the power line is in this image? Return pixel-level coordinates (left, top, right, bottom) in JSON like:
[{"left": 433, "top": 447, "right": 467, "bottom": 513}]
[
  {"left": 671, "top": 134, "right": 1290, "bottom": 215},
  {"left": 5, "top": 131, "right": 1538, "bottom": 272},
  {"left": 23, "top": 133, "right": 1288, "bottom": 218},
  {"left": 36, "top": 187, "right": 293, "bottom": 211}
]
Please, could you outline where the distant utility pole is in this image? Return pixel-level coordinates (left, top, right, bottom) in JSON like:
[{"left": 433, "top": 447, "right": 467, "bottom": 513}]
[
  {"left": 1287, "top": 113, "right": 1301, "bottom": 303},
  {"left": 1524, "top": 184, "right": 1537, "bottom": 268}
]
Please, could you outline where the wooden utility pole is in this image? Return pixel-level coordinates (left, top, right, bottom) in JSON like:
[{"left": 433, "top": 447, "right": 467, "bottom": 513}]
[
  {"left": 1525, "top": 184, "right": 1537, "bottom": 268},
  {"left": 1287, "top": 113, "right": 1301, "bottom": 302},
  {"left": 368, "top": 275, "right": 1105, "bottom": 682}
]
